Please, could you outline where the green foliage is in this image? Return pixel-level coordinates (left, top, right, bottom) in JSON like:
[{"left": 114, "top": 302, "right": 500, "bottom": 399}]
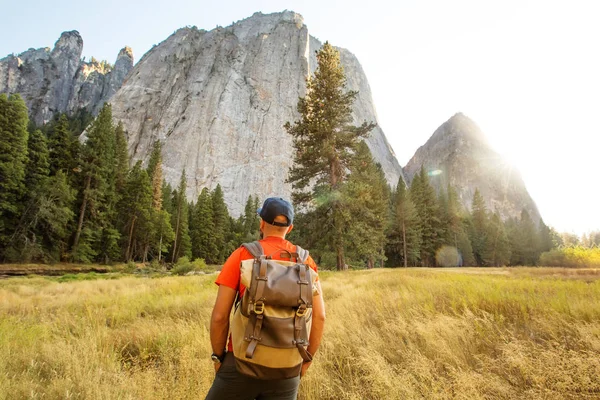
[
  {"left": 0, "top": 94, "right": 29, "bottom": 252},
  {"left": 171, "top": 256, "right": 209, "bottom": 275}
]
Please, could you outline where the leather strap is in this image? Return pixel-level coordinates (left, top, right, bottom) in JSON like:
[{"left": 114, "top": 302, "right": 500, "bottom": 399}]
[
  {"left": 245, "top": 259, "right": 269, "bottom": 359},
  {"left": 242, "top": 241, "right": 264, "bottom": 258},
  {"left": 296, "top": 245, "right": 309, "bottom": 263},
  {"left": 297, "top": 263, "right": 311, "bottom": 307},
  {"left": 245, "top": 313, "right": 265, "bottom": 359},
  {"left": 293, "top": 311, "right": 313, "bottom": 362}
]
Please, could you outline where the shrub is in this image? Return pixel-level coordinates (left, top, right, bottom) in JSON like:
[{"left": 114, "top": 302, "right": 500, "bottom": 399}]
[{"left": 539, "top": 246, "right": 600, "bottom": 268}]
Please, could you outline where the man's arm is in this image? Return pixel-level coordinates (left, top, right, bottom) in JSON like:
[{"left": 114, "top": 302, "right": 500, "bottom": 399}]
[
  {"left": 210, "top": 285, "right": 237, "bottom": 370},
  {"left": 303, "top": 280, "right": 325, "bottom": 376}
]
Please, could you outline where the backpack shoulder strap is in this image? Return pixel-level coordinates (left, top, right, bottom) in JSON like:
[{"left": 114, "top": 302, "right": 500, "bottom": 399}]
[
  {"left": 242, "top": 241, "right": 264, "bottom": 259},
  {"left": 295, "top": 245, "right": 309, "bottom": 263}
]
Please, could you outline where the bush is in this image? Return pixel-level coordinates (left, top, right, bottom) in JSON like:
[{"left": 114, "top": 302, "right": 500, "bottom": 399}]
[
  {"left": 171, "top": 257, "right": 209, "bottom": 275},
  {"left": 539, "top": 246, "right": 600, "bottom": 268}
]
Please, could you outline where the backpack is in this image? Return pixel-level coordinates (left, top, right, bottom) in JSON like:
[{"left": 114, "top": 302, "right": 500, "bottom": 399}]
[{"left": 230, "top": 241, "right": 318, "bottom": 380}]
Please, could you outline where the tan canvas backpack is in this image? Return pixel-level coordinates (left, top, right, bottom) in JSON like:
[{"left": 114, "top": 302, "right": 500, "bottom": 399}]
[{"left": 230, "top": 241, "right": 318, "bottom": 379}]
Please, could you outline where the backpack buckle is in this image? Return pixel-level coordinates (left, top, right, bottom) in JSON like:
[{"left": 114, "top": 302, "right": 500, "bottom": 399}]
[
  {"left": 296, "top": 304, "right": 307, "bottom": 317},
  {"left": 253, "top": 301, "right": 265, "bottom": 315}
]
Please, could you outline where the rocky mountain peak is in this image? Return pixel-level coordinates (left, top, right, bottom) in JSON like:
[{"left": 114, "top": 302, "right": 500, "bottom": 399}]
[
  {"left": 1, "top": 32, "right": 132, "bottom": 124},
  {"left": 52, "top": 30, "right": 84, "bottom": 55},
  {"left": 403, "top": 113, "right": 540, "bottom": 223}
]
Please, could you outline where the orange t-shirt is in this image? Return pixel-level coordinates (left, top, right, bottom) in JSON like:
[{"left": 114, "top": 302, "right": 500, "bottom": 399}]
[{"left": 215, "top": 236, "right": 319, "bottom": 352}]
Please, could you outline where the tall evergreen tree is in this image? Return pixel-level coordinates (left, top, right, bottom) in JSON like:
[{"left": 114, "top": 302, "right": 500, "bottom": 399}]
[
  {"left": 72, "top": 103, "right": 120, "bottom": 263},
  {"left": 47, "top": 114, "right": 78, "bottom": 177},
  {"left": 443, "top": 185, "right": 475, "bottom": 266},
  {"left": 211, "top": 184, "right": 230, "bottom": 263},
  {"left": 285, "top": 42, "right": 375, "bottom": 270},
  {"left": 242, "top": 195, "right": 261, "bottom": 241},
  {"left": 482, "top": 211, "right": 511, "bottom": 266},
  {"left": 409, "top": 166, "right": 444, "bottom": 266},
  {"left": 191, "top": 188, "right": 217, "bottom": 262},
  {"left": 170, "top": 170, "right": 192, "bottom": 262},
  {"left": 0, "top": 94, "right": 29, "bottom": 253},
  {"left": 386, "top": 176, "right": 421, "bottom": 267},
  {"left": 469, "top": 188, "right": 489, "bottom": 266},
  {"left": 114, "top": 121, "right": 129, "bottom": 195},
  {"left": 342, "top": 142, "right": 389, "bottom": 268},
  {"left": 118, "top": 161, "right": 152, "bottom": 261},
  {"left": 509, "top": 209, "right": 540, "bottom": 266}
]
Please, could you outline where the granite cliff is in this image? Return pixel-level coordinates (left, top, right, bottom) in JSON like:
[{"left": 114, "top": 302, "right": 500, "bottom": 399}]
[
  {"left": 0, "top": 31, "right": 133, "bottom": 125},
  {"left": 109, "top": 11, "right": 404, "bottom": 215},
  {"left": 403, "top": 113, "right": 541, "bottom": 222}
]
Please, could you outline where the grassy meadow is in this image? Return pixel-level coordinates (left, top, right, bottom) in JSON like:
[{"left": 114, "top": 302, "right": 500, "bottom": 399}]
[{"left": 1, "top": 268, "right": 600, "bottom": 399}]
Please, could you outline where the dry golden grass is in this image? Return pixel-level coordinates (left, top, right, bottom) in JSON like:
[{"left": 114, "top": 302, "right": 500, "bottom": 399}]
[{"left": 1, "top": 268, "right": 599, "bottom": 399}]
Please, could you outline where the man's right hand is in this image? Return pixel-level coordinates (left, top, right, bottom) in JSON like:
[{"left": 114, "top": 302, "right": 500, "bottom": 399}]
[{"left": 301, "top": 361, "right": 311, "bottom": 377}]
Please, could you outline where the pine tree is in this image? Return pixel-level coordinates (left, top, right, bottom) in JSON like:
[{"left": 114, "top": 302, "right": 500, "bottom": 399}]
[
  {"left": 409, "top": 166, "right": 444, "bottom": 266},
  {"left": 0, "top": 94, "right": 29, "bottom": 253},
  {"left": 509, "top": 209, "right": 540, "bottom": 266},
  {"left": 342, "top": 142, "right": 389, "bottom": 268},
  {"left": 211, "top": 184, "right": 230, "bottom": 263},
  {"left": 114, "top": 121, "right": 129, "bottom": 195},
  {"left": 387, "top": 176, "right": 421, "bottom": 267},
  {"left": 482, "top": 211, "right": 511, "bottom": 266},
  {"left": 444, "top": 185, "right": 475, "bottom": 266},
  {"left": 118, "top": 161, "right": 152, "bottom": 261},
  {"left": 170, "top": 170, "right": 192, "bottom": 262},
  {"left": 48, "top": 114, "right": 77, "bottom": 176},
  {"left": 191, "top": 188, "right": 217, "bottom": 262},
  {"left": 4, "top": 128, "right": 50, "bottom": 260},
  {"left": 72, "top": 103, "right": 120, "bottom": 263},
  {"left": 242, "top": 195, "right": 260, "bottom": 241},
  {"left": 469, "top": 188, "right": 489, "bottom": 266},
  {"left": 285, "top": 42, "right": 375, "bottom": 270}
]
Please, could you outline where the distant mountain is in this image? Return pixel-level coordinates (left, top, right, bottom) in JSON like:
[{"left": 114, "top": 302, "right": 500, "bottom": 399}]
[
  {"left": 0, "top": 31, "right": 133, "bottom": 125},
  {"left": 403, "top": 113, "right": 541, "bottom": 222}
]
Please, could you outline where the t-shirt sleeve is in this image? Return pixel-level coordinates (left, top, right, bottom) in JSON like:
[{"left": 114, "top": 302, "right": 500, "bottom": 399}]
[
  {"left": 215, "top": 247, "right": 244, "bottom": 290},
  {"left": 307, "top": 255, "right": 319, "bottom": 281}
]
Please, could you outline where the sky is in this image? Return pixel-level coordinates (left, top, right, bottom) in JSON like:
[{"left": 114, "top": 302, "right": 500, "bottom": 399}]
[{"left": 2, "top": 0, "right": 599, "bottom": 235}]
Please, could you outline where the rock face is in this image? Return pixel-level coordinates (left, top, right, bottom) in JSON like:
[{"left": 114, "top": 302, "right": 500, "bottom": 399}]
[
  {"left": 110, "top": 11, "right": 404, "bottom": 215},
  {"left": 403, "top": 113, "right": 541, "bottom": 222},
  {"left": 0, "top": 31, "right": 133, "bottom": 125}
]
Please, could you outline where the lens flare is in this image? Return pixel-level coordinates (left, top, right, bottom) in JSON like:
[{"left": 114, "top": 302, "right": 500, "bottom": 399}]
[
  {"left": 428, "top": 169, "right": 443, "bottom": 176},
  {"left": 435, "top": 246, "right": 462, "bottom": 267}
]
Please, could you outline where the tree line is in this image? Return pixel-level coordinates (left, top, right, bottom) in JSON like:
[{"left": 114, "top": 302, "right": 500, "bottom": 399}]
[{"left": 0, "top": 94, "right": 260, "bottom": 264}]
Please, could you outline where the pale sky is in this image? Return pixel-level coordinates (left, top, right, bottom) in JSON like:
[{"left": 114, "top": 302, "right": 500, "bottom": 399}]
[{"left": 2, "top": 0, "right": 599, "bottom": 235}]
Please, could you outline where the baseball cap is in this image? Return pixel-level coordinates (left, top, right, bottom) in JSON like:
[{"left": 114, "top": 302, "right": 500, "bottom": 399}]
[{"left": 257, "top": 197, "right": 294, "bottom": 227}]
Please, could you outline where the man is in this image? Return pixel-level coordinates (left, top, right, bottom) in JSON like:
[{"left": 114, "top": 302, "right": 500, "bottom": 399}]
[{"left": 206, "top": 197, "right": 326, "bottom": 400}]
